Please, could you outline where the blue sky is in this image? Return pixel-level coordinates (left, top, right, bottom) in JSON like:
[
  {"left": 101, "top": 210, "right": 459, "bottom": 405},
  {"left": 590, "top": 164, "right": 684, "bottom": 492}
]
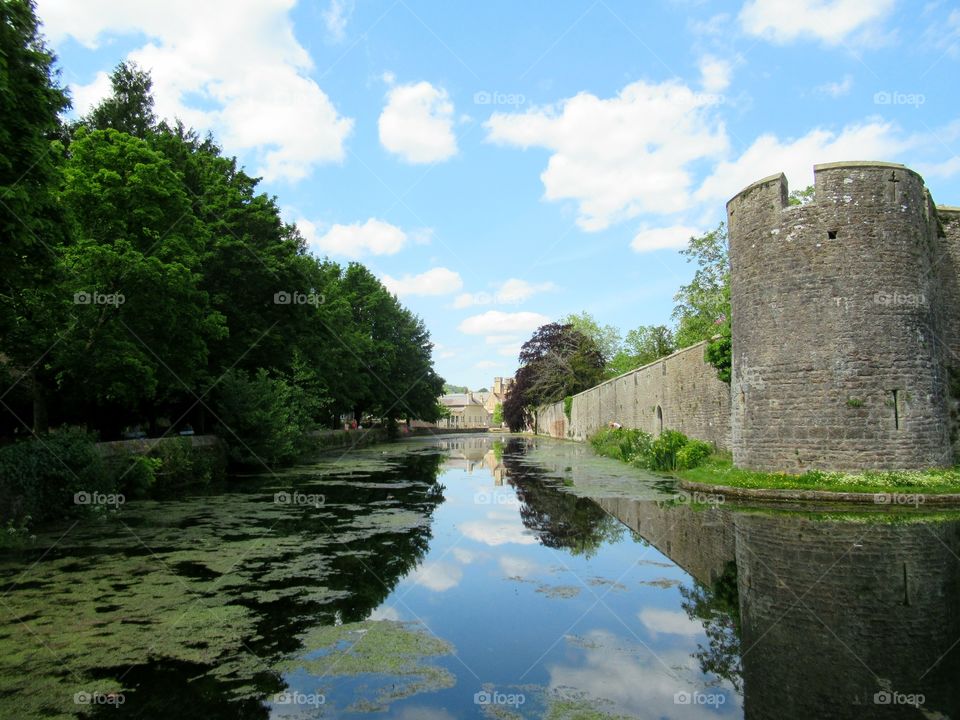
[{"left": 35, "top": 0, "right": 960, "bottom": 389}]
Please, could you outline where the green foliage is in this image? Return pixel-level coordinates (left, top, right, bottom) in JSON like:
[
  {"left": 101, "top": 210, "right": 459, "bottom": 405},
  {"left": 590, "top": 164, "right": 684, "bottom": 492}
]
[
  {"left": 0, "top": 0, "right": 71, "bottom": 431},
  {"left": 673, "top": 223, "right": 730, "bottom": 350},
  {"left": 561, "top": 311, "right": 621, "bottom": 365},
  {"left": 589, "top": 427, "right": 711, "bottom": 472},
  {"left": 0, "top": 429, "right": 115, "bottom": 526},
  {"left": 0, "top": 52, "right": 446, "bottom": 450},
  {"left": 676, "top": 439, "right": 714, "bottom": 471},
  {"left": 146, "top": 439, "right": 218, "bottom": 490},
  {"left": 114, "top": 454, "right": 161, "bottom": 498},
  {"left": 647, "top": 430, "right": 690, "bottom": 472},
  {"left": 493, "top": 403, "right": 504, "bottom": 425},
  {"left": 589, "top": 428, "right": 653, "bottom": 465},
  {"left": 503, "top": 323, "right": 605, "bottom": 431},
  {"left": 679, "top": 456, "right": 960, "bottom": 494},
  {"left": 788, "top": 185, "right": 815, "bottom": 206},
  {"left": 213, "top": 369, "right": 313, "bottom": 467},
  {"left": 704, "top": 296, "right": 731, "bottom": 383},
  {"left": 82, "top": 61, "right": 156, "bottom": 138},
  {"left": 563, "top": 396, "right": 573, "bottom": 421}
]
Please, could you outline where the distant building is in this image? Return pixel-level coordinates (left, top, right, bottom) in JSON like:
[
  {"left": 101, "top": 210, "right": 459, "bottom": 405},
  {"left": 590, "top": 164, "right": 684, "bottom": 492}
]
[
  {"left": 437, "top": 392, "right": 490, "bottom": 429},
  {"left": 435, "top": 377, "right": 514, "bottom": 429}
]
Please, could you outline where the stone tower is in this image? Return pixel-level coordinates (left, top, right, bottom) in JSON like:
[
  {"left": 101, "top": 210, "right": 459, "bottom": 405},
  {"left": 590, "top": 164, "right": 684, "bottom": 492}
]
[{"left": 727, "top": 161, "right": 959, "bottom": 471}]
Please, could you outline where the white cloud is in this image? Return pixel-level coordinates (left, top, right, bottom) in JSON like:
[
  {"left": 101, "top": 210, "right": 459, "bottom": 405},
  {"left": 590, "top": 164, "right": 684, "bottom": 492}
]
[
  {"left": 698, "top": 55, "right": 732, "bottom": 93},
  {"left": 458, "top": 311, "right": 550, "bottom": 335},
  {"left": 38, "top": 0, "right": 354, "bottom": 183},
  {"left": 382, "top": 267, "right": 464, "bottom": 297},
  {"left": 696, "top": 121, "right": 906, "bottom": 204},
  {"left": 475, "top": 360, "right": 500, "bottom": 369},
  {"left": 70, "top": 70, "right": 112, "bottom": 115},
  {"left": 379, "top": 80, "right": 458, "bottom": 163},
  {"left": 454, "top": 278, "right": 556, "bottom": 308},
  {"left": 485, "top": 80, "right": 728, "bottom": 230},
  {"left": 304, "top": 218, "right": 409, "bottom": 259},
  {"left": 409, "top": 561, "right": 462, "bottom": 592},
  {"left": 815, "top": 74, "right": 854, "bottom": 97},
  {"left": 497, "top": 345, "right": 522, "bottom": 358},
  {"left": 322, "top": 0, "right": 352, "bottom": 42},
  {"left": 631, "top": 225, "right": 699, "bottom": 253},
  {"left": 638, "top": 608, "right": 704, "bottom": 637},
  {"left": 459, "top": 515, "right": 537, "bottom": 546},
  {"left": 739, "top": 0, "right": 895, "bottom": 45},
  {"left": 919, "top": 155, "right": 960, "bottom": 179}
]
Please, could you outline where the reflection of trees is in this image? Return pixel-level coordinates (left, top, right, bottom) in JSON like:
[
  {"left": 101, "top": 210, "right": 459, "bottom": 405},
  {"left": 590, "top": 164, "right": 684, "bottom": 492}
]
[
  {"left": 679, "top": 560, "right": 742, "bottom": 692},
  {"left": 318, "top": 451, "right": 448, "bottom": 622},
  {"left": 501, "top": 439, "right": 623, "bottom": 557}
]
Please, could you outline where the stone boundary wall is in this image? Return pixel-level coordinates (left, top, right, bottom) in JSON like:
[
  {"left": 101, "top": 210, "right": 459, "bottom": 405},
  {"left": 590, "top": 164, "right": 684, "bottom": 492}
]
[{"left": 534, "top": 340, "right": 731, "bottom": 449}]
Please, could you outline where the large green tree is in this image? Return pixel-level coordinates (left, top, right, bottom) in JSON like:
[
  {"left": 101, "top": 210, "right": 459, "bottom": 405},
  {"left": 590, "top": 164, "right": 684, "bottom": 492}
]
[
  {"left": 0, "top": 0, "right": 71, "bottom": 432},
  {"left": 53, "top": 127, "right": 225, "bottom": 433}
]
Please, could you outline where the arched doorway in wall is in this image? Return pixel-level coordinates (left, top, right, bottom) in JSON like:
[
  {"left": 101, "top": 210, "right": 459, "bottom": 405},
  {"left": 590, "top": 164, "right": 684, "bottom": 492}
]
[{"left": 656, "top": 405, "right": 663, "bottom": 435}]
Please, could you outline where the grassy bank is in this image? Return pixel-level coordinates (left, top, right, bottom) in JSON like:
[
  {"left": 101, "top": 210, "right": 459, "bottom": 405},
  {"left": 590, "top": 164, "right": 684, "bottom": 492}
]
[{"left": 678, "top": 455, "right": 960, "bottom": 495}]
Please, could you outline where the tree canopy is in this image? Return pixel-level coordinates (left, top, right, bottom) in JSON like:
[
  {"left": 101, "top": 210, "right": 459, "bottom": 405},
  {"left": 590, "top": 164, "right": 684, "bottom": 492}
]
[
  {"left": 503, "top": 323, "right": 605, "bottom": 431},
  {"left": 0, "top": 21, "right": 444, "bottom": 455}
]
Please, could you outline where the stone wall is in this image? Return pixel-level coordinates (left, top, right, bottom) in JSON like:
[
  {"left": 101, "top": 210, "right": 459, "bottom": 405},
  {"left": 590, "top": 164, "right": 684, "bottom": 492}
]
[
  {"left": 936, "top": 206, "right": 960, "bottom": 460},
  {"left": 728, "top": 162, "right": 957, "bottom": 471},
  {"left": 535, "top": 340, "right": 731, "bottom": 449}
]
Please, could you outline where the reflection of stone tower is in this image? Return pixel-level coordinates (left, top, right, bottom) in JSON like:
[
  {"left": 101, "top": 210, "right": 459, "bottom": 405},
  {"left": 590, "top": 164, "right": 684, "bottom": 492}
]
[
  {"left": 728, "top": 162, "right": 959, "bottom": 471},
  {"left": 597, "top": 497, "right": 960, "bottom": 719},
  {"left": 735, "top": 513, "right": 960, "bottom": 719}
]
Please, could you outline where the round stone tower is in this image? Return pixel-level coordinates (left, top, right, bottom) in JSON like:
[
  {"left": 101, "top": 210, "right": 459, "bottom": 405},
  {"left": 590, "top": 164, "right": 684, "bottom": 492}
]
[{"left": 727, "top": 161, "right": 955, "bottom": 471}]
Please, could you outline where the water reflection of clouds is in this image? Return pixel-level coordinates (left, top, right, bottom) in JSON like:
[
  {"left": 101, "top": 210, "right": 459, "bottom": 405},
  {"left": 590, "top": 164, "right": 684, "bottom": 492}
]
[
  {"left": 638, "top": 608, "right": 706, "bottom": 637},
  {"left": 459, "top": 510, "right": 537, "bottom": 547},
  {"left": 410, "top": 561, "right": 464, "bottom": 592},
  {"left": 369, "top": 605, "right": 402, "bottom": 621},
  {"left": 498, "top": 555, "right": 542, "bottom": 578},
  {"left": 548, "top": 630, "right": 741, "bottom": 718}
]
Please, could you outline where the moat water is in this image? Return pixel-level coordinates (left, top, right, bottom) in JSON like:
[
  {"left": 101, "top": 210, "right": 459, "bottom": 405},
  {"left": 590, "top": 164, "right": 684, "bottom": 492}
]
[{"left": 1, "top": 434, "right": 957, "bottom": 719}]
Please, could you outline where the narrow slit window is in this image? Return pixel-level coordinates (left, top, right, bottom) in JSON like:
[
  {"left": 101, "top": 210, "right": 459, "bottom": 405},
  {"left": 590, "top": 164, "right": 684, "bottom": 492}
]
[
  {"left": 827, "top": 229, "right": 838, "bottom": 239},
  {"left": 891, "top": 389, "right": 900, "bottom": 429}
]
